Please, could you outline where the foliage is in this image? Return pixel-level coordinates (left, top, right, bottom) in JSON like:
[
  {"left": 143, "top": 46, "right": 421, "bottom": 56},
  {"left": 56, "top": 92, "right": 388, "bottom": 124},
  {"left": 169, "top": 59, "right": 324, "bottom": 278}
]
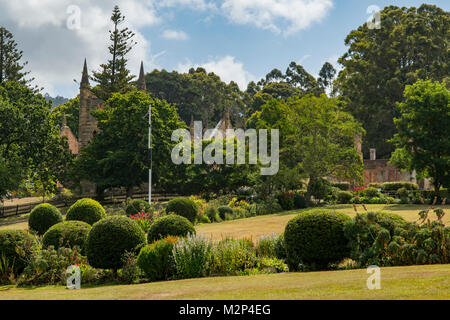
[
  {"left": 390, "top": 80, "right": 449, "bottom": 196},
  {"left": 204, "top": 206, "right": 221, "bottom": 223},
  {"left": 28, "top": 203, "right": 63, "bottom": 235},
  {"left": 337, "top": 4, "right": 450, "bottom": 158},
  {"left": 126, "top": 199, "right": 151, "bottom": 217},
  {"left": 293, "top": 192, "right": 307, "bottom": 209},
  {"left": 0, "top": 230, "right": 36, "bottom": 277},
  {"left": 17, "top": 246, "right": 85, "bottom": 287},
  {"left": 255, "top": 257, "right": 289, "bottom": 274},
  {"left": 255, "top": 196, "right": 283, "bottom": 216},
  {"left": 173, "top": 234, "right": 213, "bottom": 279},
  {"left": 365, "top": 187, "right": 380, "bottom": 198},
  {"left": 256, "top": 234, "right": 278, "bottom": 258},
  {"left": 277, "top": 191, "right": 295, "bottom": 210},
  {"left": 332, "top": 182, "right": 351, "bottom": 191},
  {"left": 129, "top": 212, "right": 152, "bottom": 234},
  {"left": 274, "top": 233, "right": 287, "bottom": 260},
  {"left": 118, "top": 252, "right": 142, "bottom": 284},
  {"left": 147, "top": 214, "right": 195, "bottom": 243},
  {"left": 0, "top": 27, "right": 32, "bottom": 85},
  {"left": 210, "top": 238, "right": 257, "bottom": 276},
  {"left": 91, "top": 5, "right": 136, "bottom": 101},
  {"left": 66, "top": 198, "right": 106, "bottom": 225},
  {"left": 86, "top": 216, "right": 146, "bottom": 270},
  {"left": 137, "top": 236, "right": 178, "bottom": 281},
  {"left": 165, "top": 198, "right": 198, "bottom": 224},
  {"left": 74, "top": 91, "right": 184, "bottom": 197},
  {"left": 381, "top": 182, "right": 419, "bottom": 192},
  {"left": 337, "top": 191, "right": 353, "bottom": 204},
  {"left": 42, "top": 221, "right": 91, "bottom": 253},
  {"left": 308, "top": 178, "right": 333, "bottom": 203},
  {"left": 284, "top": 210, "right": 351, "bottom": 270},
  {"left": 217, "top": 206, "right": 234, "bottom": 221}
]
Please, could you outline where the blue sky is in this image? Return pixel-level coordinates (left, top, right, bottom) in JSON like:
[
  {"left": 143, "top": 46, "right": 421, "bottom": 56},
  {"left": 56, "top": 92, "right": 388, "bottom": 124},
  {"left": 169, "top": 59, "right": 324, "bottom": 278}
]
[{"left": 0, "top": 0, "right": 448, "bottom": 98}]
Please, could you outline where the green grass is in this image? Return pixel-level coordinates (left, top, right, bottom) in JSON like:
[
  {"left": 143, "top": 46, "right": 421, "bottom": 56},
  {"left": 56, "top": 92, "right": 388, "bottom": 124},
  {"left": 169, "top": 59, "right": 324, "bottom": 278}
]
[{"left": 1, "top": 264, "right": 448, "bottom": 300}]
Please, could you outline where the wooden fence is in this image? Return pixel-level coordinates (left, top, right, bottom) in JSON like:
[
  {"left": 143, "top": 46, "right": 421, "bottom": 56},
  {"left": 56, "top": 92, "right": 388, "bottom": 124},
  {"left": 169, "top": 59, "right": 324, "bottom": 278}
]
[{"left": 0, "top": 193, "right": 179, "bottom": 219}]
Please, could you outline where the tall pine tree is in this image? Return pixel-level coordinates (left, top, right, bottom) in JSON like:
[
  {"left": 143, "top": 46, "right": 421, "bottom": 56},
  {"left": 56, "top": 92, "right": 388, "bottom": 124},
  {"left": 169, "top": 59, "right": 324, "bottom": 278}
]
[
  {"left": 91, "top": 6, "right": 137, "bottom": 101},
  {"left": 0, "top": 27, "right": 32, "bottom": 85}
]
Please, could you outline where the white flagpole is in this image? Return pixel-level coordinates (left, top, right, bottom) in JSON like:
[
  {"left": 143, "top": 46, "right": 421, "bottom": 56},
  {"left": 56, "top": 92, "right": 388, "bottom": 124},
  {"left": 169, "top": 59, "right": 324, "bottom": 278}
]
[{"left": 148, "top": 103, "right": 152, "bottom": 205}]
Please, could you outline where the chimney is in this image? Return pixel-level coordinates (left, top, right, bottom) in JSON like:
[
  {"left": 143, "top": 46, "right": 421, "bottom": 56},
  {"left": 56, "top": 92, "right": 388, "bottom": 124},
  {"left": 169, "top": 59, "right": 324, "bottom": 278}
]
[{"left": 370, "top": 148, "right": 376, "bottom": 161}]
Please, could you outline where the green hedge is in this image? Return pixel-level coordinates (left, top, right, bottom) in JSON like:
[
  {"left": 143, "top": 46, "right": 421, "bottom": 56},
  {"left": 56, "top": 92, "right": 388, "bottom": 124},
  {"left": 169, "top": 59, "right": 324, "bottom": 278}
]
[
  {"left": 28, "top": 203, "right": 63, "bottom": 235},
  {"left": 165, "top": 198, "right": 198, "bottom": 223},
  {"left": 284, "top": 210, "right": 350, "bottom": 270},
  {"left": 137, "top": 237, "right": 178, "bottom": 281},
  {"left": 217, "top": 206, "right": 233, "bottom": 220},
  {"left": 66, "top": 198, "right": 106, "bottom": 225},
  {"left": 86, "top": 216, "right": 146, "bottom": 270},
  {"left": 42, "top": 221, "right": 91, "bottom": 253},
  {"left": 332, "top": 182, "right": 350, "bottom": 191},
  {"left": 381, "top": 182, "right": 418, "bottom": 192},
  {"left": 0, "top": 230, "right": 36, "bottom": 275},
  {"left": 147, "top": 215, "right": 196, "bottom": 243},
  {"left": 337, "top": 191, "right": 353, "bottom": 204}
]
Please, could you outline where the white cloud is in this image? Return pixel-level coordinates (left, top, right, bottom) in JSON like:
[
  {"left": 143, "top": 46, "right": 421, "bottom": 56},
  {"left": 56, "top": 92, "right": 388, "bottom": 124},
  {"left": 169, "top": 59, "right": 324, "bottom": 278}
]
[
  {"left": 221, "top": 0, "right": 333, "bottom": 35},
  {"left": 157, "top": 0, "right": 217, "bottom": 11},
  {"left": 178, "top": 56, "right": 256, "bottom": 90},
  {"left": 0, "top": 0, "right": 161, "bottom": 97},
  {"left": 162, "top": 29, "right": 189, "bottom": 40}
]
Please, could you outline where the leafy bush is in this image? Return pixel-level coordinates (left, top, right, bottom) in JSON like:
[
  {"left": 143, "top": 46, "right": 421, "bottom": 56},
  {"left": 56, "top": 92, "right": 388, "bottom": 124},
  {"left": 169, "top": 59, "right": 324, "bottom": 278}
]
[
  {"left": 337, "top": 191, "right": 353, "bottom": 204},
  {"left": 217, "top": 206, "right": 234, "bottom": 220},
  {"left": 118, "top": 252, "right": 142, "bottom": 284},
  {"left": 42, "top": 221, "right": 91, "bottom": 253},
  {"left": 173, "top": 234, "right": 213, "bottom": 279},
  {"left": 66, "top": 198, "right": 106, "bottom": 225},
  {"left": 255, "top": 197, "right": 283, "bottom": 215},
  {"left": 274, "top": 233, "right": 287, "bottom": 260},
  {"left": 256, "top": 235, "right": 277, "bottom": 258},
  {"left": 308, "top": 178, "right": 332, "bottom": 202},
  {"left": 28, "top": 203, "right": 63, "bottom": 235},
  {"left": 293, "top": 193, "right": 307, "bottom": 209},
  {"left": 381, "top": 182, "right": 418, "bottom": 192},
  {"left": 165, "top": 198, "right": 198, "bottom": 224},
  {"left": 205, "top": 206, "right": 221, "bottom": 223},
  {"left": 365, "top": 187, "right": 379, "bottom": 198},
  {"left": 86, "top": 216, "right": 146, "bottom": 270},
  {"left": 368, "top": 183, "right": 383, "bottom": 189},
  {"left": 129, "top": 212, "right": 152, "bottom": 233},
  {"left": 198, "top": 214, "right": 211, "bottom": 224},
  {"left": 17, "top": 246, "right": 86, "bottom": 287},
  {"left": 0, "top": 230, "right": 36, "bottom": 277},
  {"left": 147, "top": 214, "right": 195, "bottom": 243},
  {"left": 137, "top": 236, "right": 178, "bottom": 281},
  {"left": 126, "top": 199, "right": 151, "bottom": 217},
  {"left": 332, "top": 182, "right": 350, "bottom": 191},
  {"left": 284, "top": 210, "right": 351, "bottom": 270},
  {"left": 397, "top": 187, "right": 410, "bottom": 199},
  {"left": 256, "top": 257, "right": 289, "bottom": 273},
  {"left": 210, "top": 238, "right": 257, "bottom": 276},
  {"left": 277, "top": 191, "right": 295, "bottom": 210}
]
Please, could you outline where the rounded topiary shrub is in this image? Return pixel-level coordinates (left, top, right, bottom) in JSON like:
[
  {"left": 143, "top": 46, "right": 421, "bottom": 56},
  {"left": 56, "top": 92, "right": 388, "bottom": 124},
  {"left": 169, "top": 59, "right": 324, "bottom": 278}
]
[
  {"left": 126, "top": 199, "right": 151, "bottom": 217},
  {"left": 284, "top": 210, "right": 351, "bottom": 270},
  {"left": 365, "top": 187, "right": 380, "bottom": 198},
  {"left": 217, "top": 206, "right": 233, "bottom": 220},
  {"left": 137, "top": 236, "right": 178, "bottom": 281},
  {"left": 42, "top": 221, "right": 91, "bottom": 253},
  {"left": 86, "top": 216, "right": 146, "bottom": 270},
  {"left": 337, "top": 191, "right": 353, "bottom": 204},
  {"left": 0, "top": 230, "right": 36, "bottom": 275},
  {"left": 28, "top": 203, "right": 63, "bottom": 235},
  {"left": 147, "top": 215, "right": 196, "bottom": 243},
  {"left": 165, "top": 198, "right": 198, "bottom": 223},
  {"left": 66, "top": 198, "right": 106, "bottom": 225}
]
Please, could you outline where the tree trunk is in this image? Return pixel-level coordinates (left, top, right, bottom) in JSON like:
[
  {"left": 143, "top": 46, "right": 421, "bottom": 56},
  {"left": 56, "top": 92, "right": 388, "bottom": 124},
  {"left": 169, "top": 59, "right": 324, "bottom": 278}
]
[{"left": 126, "top": 186, "right": 133, "bottom": 199}]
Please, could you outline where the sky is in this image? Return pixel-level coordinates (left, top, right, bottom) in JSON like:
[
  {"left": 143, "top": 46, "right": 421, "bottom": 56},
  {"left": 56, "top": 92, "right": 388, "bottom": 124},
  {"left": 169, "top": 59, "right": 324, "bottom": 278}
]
[{"left": 0, "top": 0, "right": 448, "bottom": 98}]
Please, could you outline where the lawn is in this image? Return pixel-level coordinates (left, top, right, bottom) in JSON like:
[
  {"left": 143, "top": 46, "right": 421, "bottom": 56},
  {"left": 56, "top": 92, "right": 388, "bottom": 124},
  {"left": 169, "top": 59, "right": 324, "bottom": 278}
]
[
  {"left": 197, "top": 204, "right": 450, "bottom": 241},
  {"left": 0, "top": 264, "right": 448, "bottom": 300}
]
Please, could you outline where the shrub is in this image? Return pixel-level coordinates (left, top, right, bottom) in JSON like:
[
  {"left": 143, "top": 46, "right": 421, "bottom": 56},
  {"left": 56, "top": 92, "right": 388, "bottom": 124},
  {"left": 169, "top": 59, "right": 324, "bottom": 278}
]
[
  {"left": 0, "top": 230, "right": 36, "bottom": 277},
  {"left": 365, "top": 187, "right": 379, "bottom": 198},
  {"left": 118, "top": 252, "right": 142, "bottom": 284},
  {"left": 308, "top": 178, "right": 332, "bottom": 202},
  {"left": 211, "top": 238, "right": 257, "bottom": 276},
  {"left": 126, "top": 199, "right": 151, "bottom": 217},
  {"left": 277, "top": 191, "right": 295, "bottom": 210},
  {"left": 337, "top": 191, "right": 353, "bottom": 204},
  {"left": 173, "top": 234, "right": 212, "bottom": 279},
  {"left": 368, "top": 183, "right": 383, "bottom": 189},
  {"left": 86, "top": 216, "right": 146, "bottom": 270},
  {"left": 137, "top": 236, "right": 178, "bottom": 281},
  {"left": 382, "top": 182, "right": 418, "bottom": 192},
  {"left": 255, "top": 197, "right": 283, "bottom": 215},
  {"left": 274, "top": 233, "right": 287, "bottom": 260},
  {"left": 129, "top": 212, "right": 152, "bottom": 233},
  {"left": 332, "top": 182, "right": 350, "bottom": 191},
  {"left": 147, "top": 215, "right": 195, "bottom": 243},
  {"left": 284, "top": 210, "right": 351, "bottom": 270},
  {"left": 205, "top": 206, "right": 221, "bottom": 223},
  {"left": 66, "top": 198, "right": 106, "bottom": 225},
  {"left": 256, "top": 257, "right": 289, "bottom": 273},
  {"left": 397, "top": 187, "right": 410, "bottom": 199},
  {"left": 217, "top": 206, "right": 234, "bottom": 220},
  {"left": 165, "top": 198, "right": 198, "bottom": 224},
  {"left": 256, "top": 235, "right": 277, "bottom": 258},
  {"left": 293, "top": 193, "right": 307, "bottom": 209},
  {"left": 28, "top": 203, "right": 63, "bottom": 235},
  {"left": 42, "top": 221, "right": 91, "bottom": 253}
]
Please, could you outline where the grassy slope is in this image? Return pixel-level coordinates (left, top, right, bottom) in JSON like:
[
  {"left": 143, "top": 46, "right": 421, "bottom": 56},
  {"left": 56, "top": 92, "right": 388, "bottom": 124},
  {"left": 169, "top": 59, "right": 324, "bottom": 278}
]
[
  {"left": 197, "top": 204, "right": 450, "bottom": 240},
  {"left": 1, "top": 265, "right": 449, "bottom": 300}
]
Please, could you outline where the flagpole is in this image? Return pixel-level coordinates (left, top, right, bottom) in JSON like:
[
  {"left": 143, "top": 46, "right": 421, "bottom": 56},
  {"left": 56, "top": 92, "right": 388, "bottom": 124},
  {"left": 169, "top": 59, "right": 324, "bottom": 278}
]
[{"left": 148, "top": 103, "right": 152, "bottom": 205}]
